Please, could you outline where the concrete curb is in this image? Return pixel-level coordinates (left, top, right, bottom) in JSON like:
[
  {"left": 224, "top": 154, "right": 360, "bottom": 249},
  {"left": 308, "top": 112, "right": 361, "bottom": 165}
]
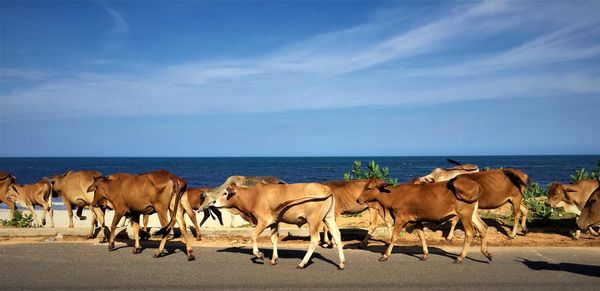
[{"left": 0, "top": 226, "right": 385, "bottom": 240}]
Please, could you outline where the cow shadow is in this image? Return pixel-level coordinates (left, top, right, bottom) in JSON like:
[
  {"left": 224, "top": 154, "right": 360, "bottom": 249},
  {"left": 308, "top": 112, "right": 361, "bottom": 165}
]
[
  {"left": 217, "top": 246, "right": 339, "bottom": 269},
  {"left": 355, "top": 244, "right": 490, "bottom": 264},
  {"left": 517, "top": 258, "right": 600, "bottom": 277},
  {"left": 281, "top": 228, "right": 387, "bottom": 247},
  {"left": 103, "top": 232, "right": 189, "bottom": 258}
]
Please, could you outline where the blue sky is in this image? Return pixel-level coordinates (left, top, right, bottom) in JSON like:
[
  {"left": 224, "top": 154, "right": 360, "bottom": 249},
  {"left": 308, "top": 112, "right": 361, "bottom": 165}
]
[{"left": 1, "top": 1, "right": 599, "bottom": 157}]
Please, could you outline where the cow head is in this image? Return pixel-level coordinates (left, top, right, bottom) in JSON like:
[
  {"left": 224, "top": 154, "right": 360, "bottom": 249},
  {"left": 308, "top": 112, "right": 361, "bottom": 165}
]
[
  {"left": 356, "top": 178, "right": 391, "bottom": 204},
  {"left": 546, "top": 183, "right": 577, "bottom": 207},
  {"left": 50, "top": 171, "right": 69, "bottom": 195},
  {"left": 88, "top": 176, "right": 112, "bottom": 208},
  {"left": 577, "top": 189, "right": 600, "bottom": 231},
  {"left": 6, "top": 185, "right": 22, "bottom": 203},
  {"left": 212, "top": 182, "right": 240, "bottom": 209}
]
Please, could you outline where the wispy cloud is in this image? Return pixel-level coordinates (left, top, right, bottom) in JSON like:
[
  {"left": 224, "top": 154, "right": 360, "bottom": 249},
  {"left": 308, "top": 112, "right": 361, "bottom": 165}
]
[
  {"left": 103, "top": 5, "right": 129, "bottom": 51},
  {"left": 0, "top": 68, "right": 52, "bottom": 81},
  {"left": 2, "top": 1, "right": 600, "bottom": 121}
]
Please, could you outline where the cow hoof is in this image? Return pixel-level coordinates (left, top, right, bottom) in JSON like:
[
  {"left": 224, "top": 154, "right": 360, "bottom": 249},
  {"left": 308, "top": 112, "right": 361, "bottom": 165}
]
[
  {"left": 508, "top": 235, "right": 516, "bottom": 240},
  {"left": 338, "top": 263, "right": 345, "bottom": 270},
  {"left": 196, "top": 236, "right": 202, "bottom": 241},
  {"left": 69, "top": 225, "right": 74, "bottom": 228},
  {"left": 446, "top": 237, "right": 453, "bottom": 243},
  {"left": 268, "top": 260, "right": 278, "bottom": 266},
  {"left": 87, "top": 235, "right": 94, "bottom": 239},
  {"left": 255, "top": 252, "right": 265, "bottom": 260},
  {"left": 99, "top": 238, "right": 108, "bottom": 243},
  {"left": 153, "top": 251, "right": 162, "bottom": 258},
  {"left": 358, "top": 243, "right": 367, "bottom": 249},
  {"left": 420, "top": 255, "right": 428, "bottom": 261},
  {"left": 453, "top": 258, "right": 463, "bottom": 264},
  {"left": 187, "top": 254, "right": 195, "bottom": 261},
  {"left": 133, "top": 248, "right": 141, "bottom": 254},
  {"left": 378, "top": 256, "right": 388, "bottom": 262},
  {"left": 108, "top": 245, "right": 115, "bottom": 252},
  {"left": 297, "top": 264, "right": 306, "bottom": 269}
]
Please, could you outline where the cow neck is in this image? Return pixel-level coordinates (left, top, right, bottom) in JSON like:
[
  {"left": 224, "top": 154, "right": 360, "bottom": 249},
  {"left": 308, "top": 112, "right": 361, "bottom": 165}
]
[
  {"left": 376, "top": 190, "right": 392, "bottom": 209},
  {"left": 231, "top": 188, "right": 253, "bottom": 215},
  {"left": 9, "top": 184, "right": 26, "bottom": 204}
]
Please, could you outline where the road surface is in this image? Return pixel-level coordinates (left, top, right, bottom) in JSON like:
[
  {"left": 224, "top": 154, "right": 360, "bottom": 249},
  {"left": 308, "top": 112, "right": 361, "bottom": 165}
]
[{"left": 0, "top": 243, "right": 598, "bottom": 290}]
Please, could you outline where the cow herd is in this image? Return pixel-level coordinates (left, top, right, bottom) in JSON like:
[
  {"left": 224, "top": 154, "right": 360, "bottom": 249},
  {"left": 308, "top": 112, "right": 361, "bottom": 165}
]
[{"left": 1, "top": 161, "right": 599, "bottom": 270}]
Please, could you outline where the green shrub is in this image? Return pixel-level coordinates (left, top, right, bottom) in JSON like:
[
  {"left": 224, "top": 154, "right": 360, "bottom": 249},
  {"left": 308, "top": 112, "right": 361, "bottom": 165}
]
[
  {"left": 522, "top": 182, "right": 556, "bottom": 221},
  {"left": 343, "top": 160, "right": 397, "bottom": 185},
  {"left": 0, "top": 209, "right": 34, "bottom": 228},
  {"left": 570, "top": 161, "right": 599, "bottom": 182}
]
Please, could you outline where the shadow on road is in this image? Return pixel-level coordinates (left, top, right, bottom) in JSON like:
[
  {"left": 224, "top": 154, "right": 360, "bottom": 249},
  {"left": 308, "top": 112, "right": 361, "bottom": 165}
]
[
  {"left": 517, "top": 258, "right": 600, "bottom": 278},
  {"left": 217, "top": 246, "right": 339, "bottom": 269},
  {"left": 348, "top": 244, "right": 490, "bottom": 264}
]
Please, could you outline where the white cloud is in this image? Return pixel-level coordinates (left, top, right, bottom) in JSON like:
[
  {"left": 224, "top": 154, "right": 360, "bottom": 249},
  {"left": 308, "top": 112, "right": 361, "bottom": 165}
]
[{"left": 2, "top": 0, "right": 600, "bottom": 121}]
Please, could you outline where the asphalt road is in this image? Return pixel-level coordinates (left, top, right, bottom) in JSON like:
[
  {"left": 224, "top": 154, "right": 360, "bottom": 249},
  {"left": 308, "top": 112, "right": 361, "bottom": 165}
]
[{"left": 0, "top": 242, "right": 599, "bottom": 290}]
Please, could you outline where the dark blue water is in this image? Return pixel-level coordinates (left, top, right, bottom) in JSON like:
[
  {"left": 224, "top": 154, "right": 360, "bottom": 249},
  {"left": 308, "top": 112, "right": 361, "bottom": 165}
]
[{"left": 1, "top": 156, "right": 598, "bottom": 187}]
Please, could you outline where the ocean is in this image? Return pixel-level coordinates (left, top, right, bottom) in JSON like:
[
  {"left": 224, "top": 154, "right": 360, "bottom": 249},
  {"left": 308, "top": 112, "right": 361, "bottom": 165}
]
[{"left": 1, "top": 156, "right": 598, "bottom": 187}]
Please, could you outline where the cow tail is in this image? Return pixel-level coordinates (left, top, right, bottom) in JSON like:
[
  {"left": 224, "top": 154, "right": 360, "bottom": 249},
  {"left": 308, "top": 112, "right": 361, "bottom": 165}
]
[
  {"left": 274, "top": 194, "right": 333, "bottom": 220},
  {"left": 503, "top": 169, "right": 528, "bottom": 194},
  {"left": 155, "top": 176, "right": 187, "bottom": 236}
]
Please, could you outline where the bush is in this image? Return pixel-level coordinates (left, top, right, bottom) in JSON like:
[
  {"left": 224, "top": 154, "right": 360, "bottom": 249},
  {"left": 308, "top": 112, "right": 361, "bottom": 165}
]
[
  {"left": 0, "top": 209, "right": 34, "bottom": 228},
  {"left": 343, "top": 160, "right": 397, "bottom": 185},
  {"left": 522, "top": 182, "right": 555, "bottom": 221},
  {"left": 570, "top": 161, "right": 599, "bottom": 182}
]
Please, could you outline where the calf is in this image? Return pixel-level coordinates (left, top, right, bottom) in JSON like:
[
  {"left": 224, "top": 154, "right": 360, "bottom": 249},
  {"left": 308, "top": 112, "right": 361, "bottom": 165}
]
[
  {"left": 88, "top": 170, "right": 194, "bottom": 260},
  {"left": 212, "top": 182, "right": 345, "bottom": 269},
  {"left": 7, "top": 179, "right": 55, "bottom": 227},
  {"left": 547, "top": 179, "right": 600, "bottom": 238},
  {"left": 323, "top": 180, "right": 392, "bottom": 248},
  {"left": 0, "top": 172, "right": 17, "bottom": 221},
  {"left": 356, "top": 178, "right": 491, "bottom": 264},
  {"left": 577, "top": 179, "right": 600, "bottom": 233},
  {"left": 445, "top": 169, "right": 529, "bottom": 240}
]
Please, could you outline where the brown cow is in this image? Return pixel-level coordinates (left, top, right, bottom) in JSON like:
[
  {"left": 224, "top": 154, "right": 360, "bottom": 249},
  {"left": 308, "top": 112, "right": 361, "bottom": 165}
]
[
  {"left": 212, "top": 182, "right": 346, "bottom": 269},
  {"left": 7, "top": 179, "right": 55, "bottom": 227},
  {"left": 413, "top": 159, "right": 479, "bottom": 184},
  {"left": 547, "top": 179, "right": 600, "bottom": 238},
  {"left": 577, "top": 179, "right": 600, "bottom": 232},
  {"left": 322, "top": 180, "right": 392, "bottom": 248},
  {"left": 356, "top": 178, "right": 491, "bottom": 264},
  {"left": 445, "top": 169, "right": 529, "bottom": 240},
  {"left": 202, "top": 175, "right": 286, "bottom": 226},
  {"left": 0, "top": 172, "right": 17, "bottom": 221},
  {"left": 51, "top": 170, "right": 107, "bottom": 237},
  {"left": 88, "top": 170, "right": 194, "bottom": 261},
  {"left": 180, "top": 186, "right": 222, "bottom": 240}
]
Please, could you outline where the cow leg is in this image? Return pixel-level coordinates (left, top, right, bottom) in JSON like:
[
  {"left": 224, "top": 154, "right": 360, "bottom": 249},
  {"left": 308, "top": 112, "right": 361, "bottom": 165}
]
[
  {"left": 143, "top": 214, "right": 150, "bottom": 232},
  {"left": 108, "top": 211, "right": 124, "bottom": 251},
  {"left": 40, "top": 202, "right": 49, "bottom": 226},
  {"left": 519, "top": 203, "right": 529, "bottom": 235},
  {"left": 446, "top": 216, "right": 459, "bottom": 241},
  {"left": 455, "top": 203, "right": 476, "bottom": 264},
  {"left": 46, "top": 202, "right": 55, "bottom": 228},
  {"left": 380, "top": 220, "right": 406, "bottom": 262},
  {"left": 119, "top": 217, "right": 128, "bottom": 228},
  {"left": 131, "top": 215, "right": 142, "bottom": 254},
  {"left": 87, "top": 206, "right": 97, "bottom": 239},
  {"left": 509, "top": 196, "right": 523, "bottom": 239},
  {"left": 323, "top": 215, "right": 346, "bottom": 270},
  {"left": 7, "top": 201, "right": 16, "bottom": 221},
  {"left": 27, "top": 204, "right": 42, "bottom": 227},
  {"left": 65, "top": 202, "right": 75, "bottom": 228},
  {"left": 472, "top": 210, "right": 492, "bottom": 262},
  {"left": 298, "top": 222, "right": 321, "bottom": 269},
  {"left": 175, "top": 207, "right": 195, "bottom": 261},
  {"left": 269, "top": 225, "right": 279, "bottom": 265},
  {"left": 415, "top": 223, "right": 429, "bottom": 261},
  {"left": 361, "top": 208, "right": 380, "bottom": 248},
  {"left": 321, "top": 223, "right": 332, "bottom": 248},
  {"left": 251, "top": 221, "right": 269, "bottom": 260},
  {"left": 188, "top": 211, "right": 202, "bottom": 241},
  {"left": 589, "top": 227, "right": 600, "bottom": 236}
]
